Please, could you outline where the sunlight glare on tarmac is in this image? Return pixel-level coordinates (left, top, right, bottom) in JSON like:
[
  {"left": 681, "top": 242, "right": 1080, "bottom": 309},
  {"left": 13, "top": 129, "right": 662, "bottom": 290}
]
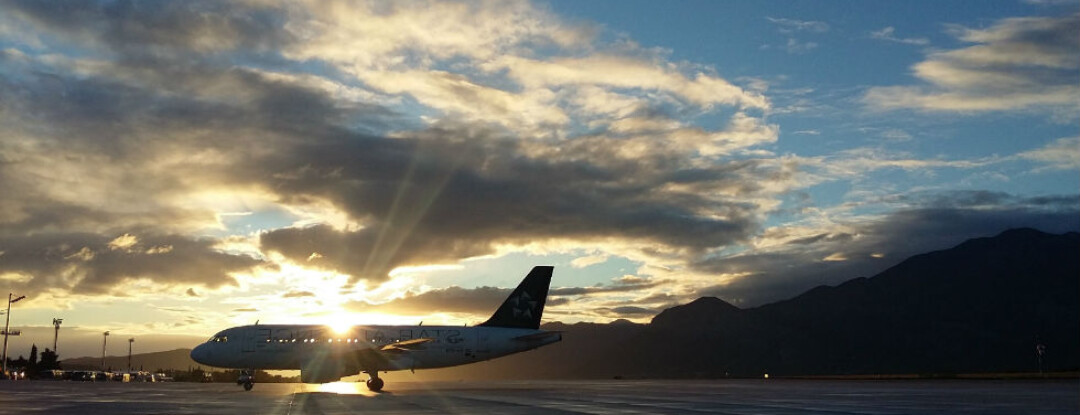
[{"left": 312, "top": 381, "right": 369, "bottom": 395}]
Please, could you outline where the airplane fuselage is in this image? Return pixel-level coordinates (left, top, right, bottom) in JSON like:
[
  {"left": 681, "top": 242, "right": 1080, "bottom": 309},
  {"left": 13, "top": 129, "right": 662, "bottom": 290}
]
[
  {"left": 191, "top": 324, "right": 560, "bottom": 375},
  {"left": 191, "top": 266, "right": 560, "bottom": 389}
]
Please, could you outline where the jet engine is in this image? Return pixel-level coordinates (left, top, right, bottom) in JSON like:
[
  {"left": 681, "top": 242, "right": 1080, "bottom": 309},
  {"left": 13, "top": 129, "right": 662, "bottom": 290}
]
[{"left": 300, "top": 361, "right": 353, "bottom": 383}]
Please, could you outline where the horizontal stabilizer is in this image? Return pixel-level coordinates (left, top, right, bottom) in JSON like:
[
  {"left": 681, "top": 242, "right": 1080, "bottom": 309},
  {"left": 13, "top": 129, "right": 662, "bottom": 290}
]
[{"left": 512, "top": 331, "right": 562, "bottom": 342}]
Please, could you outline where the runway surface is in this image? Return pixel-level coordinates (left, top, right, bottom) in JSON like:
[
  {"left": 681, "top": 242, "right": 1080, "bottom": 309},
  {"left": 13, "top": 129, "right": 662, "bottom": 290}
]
[{"left": 2, "top": 379, "right": 1075, "bottom": 414}]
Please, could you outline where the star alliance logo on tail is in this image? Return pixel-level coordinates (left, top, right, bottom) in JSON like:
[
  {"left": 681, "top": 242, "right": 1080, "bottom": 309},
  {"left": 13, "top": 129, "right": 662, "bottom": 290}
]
[{"left": 509, "top": 291, "right": 538, "bottom": 318}]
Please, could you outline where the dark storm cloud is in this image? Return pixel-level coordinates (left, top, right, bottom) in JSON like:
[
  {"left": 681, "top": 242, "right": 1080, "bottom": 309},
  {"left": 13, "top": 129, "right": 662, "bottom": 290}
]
[
  {"left": 258, "top": 122, "right": 759, "bottom": 282},
  {"left": 260, "top": 225, "right": 493, "bottom": 283},
  {"left": 696, "top": 193, "right": 1080, "bottom": 307},
  {"left": 0, "top": 232, "right": 268, "bottom": 294}
]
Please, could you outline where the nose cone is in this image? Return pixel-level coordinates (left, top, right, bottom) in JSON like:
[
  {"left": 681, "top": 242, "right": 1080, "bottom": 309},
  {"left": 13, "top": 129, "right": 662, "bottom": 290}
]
[{"left": 190, "top": 343, "right": 212, "bottom": 365}]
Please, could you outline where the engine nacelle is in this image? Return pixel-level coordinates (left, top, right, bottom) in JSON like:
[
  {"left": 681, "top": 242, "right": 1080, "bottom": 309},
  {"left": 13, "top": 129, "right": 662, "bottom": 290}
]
[{"left": 300, "top": 361, "right": 352, "bottom": 383}]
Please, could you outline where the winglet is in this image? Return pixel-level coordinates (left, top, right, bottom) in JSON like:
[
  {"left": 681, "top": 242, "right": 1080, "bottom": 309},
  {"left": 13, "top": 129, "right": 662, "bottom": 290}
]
[{"left": 478, "top": 266, "right": 553, "bottom": 330}]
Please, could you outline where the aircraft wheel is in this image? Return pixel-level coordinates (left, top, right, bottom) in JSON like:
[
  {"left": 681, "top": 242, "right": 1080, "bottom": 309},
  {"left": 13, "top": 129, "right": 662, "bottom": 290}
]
[
  {"left": 365, "top": 377, "right": 384, "bottom": 392},
  {"left": 243, "top": 381, "right": 254, "bottom": 391}
]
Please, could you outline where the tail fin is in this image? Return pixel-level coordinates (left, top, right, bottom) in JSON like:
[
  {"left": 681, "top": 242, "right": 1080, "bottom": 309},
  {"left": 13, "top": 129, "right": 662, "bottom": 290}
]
[{"left": 478, "top": 266, "right": 553, "bottom": 329}]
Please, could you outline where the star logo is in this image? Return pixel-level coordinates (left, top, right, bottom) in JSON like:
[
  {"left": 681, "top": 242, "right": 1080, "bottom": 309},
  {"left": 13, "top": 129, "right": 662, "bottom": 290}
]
[{"left": 509, "top": 291, "right": 538, "bottom": 319}]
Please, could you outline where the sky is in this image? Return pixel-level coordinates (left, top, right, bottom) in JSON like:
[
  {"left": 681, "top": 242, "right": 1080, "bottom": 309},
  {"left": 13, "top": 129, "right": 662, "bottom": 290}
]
[{"left": 0, "top": 0, "right": 1077, "bottom": 359}]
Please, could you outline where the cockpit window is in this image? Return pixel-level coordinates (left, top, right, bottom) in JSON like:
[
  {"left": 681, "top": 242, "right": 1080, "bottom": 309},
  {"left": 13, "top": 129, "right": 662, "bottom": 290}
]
[{"left": 208, "top": 331, "right": 229, "bottom": 343}]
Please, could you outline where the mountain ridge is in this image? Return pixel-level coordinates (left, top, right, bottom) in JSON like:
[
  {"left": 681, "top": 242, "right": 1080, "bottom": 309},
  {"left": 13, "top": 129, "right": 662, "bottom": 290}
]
[{"left": 58, "top": 228, "right": 1078, "bottom": 379}]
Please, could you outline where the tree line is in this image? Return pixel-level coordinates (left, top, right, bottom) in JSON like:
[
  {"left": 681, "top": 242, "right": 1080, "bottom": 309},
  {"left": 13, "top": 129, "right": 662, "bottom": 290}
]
[{"left": 5, "top": 344, "right": 61, "bottom": 377}]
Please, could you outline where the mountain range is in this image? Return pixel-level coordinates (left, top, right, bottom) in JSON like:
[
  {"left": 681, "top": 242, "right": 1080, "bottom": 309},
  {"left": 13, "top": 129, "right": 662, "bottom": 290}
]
[
  {"left": 62, "top": 228, "right": 1079, "bottom": 378},
  {"left": 433, "top": 228, "right": 1079, "bottom": 379}
]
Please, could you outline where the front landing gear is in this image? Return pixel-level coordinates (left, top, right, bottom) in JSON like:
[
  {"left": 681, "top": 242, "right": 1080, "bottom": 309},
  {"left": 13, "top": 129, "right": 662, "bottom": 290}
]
[
  {"left": 237, "top": 370, "right": 254, "bottom": 391},
  {"left": 364, "top": 371, "right": 384, "bottom": 392}
]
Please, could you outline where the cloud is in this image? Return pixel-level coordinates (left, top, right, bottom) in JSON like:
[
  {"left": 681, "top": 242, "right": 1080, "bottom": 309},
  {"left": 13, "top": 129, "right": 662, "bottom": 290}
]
[
  {"left": 865, "top": 14, "right": 1080, "bottom": 115},
  {"left": 2, "top": 0, "right": 1068, "bottom": 324},
  {"left": 549, "top": 277, "right": 667, "bottom": 296},
  {"left": 800, "top": 147, "right": 997, "bottom": 183},
  {"left": 870, "top": 27, "right": 930, "bottom": 45},
  {"left": 3, "top": 0, "right": 786, "bottom": 285},
  {"left": 347, "top": 286, "right": 510, "bottom": 316},
  {"left": 594, "top": 306, "right": 656, "bottom": 318},
  {"left": 260, "top": 224, "right": 493, "bottom": 284},
  {"left": 484, "top": 55, "right": 769, "bottom": 110},
  {"left": 570, "top": 254, "right": 609, "bottom": 268},
  {"left": 347, "top": 275, "right": 668, "bottom": 318},
  {"left": 1018, "top": 136, "right": 1080, "bottom": 171},
  {"left": 764, "top": 17, "right": 828, "bottom": 55},
  {"left": 784, "top": 38, "right": 819, "bottom": 54},
  {"left": 766, "top": 17, "right": 830, "bottom": 33},
  {"left": 0, "top": 232, "right": 267, "bottom": 294}
]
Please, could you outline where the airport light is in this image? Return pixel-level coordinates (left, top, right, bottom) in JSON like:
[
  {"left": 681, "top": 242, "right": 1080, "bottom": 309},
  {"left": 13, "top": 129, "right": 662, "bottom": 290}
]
[
  {"left": 128, "top": 338, "right": 135, "bottom": 372},
  {"left": 53, "top": 318, "right": 63, "bottom": 354},
  {"left": 2, "top": 293, "right": 27, "bottom": 375},
  {"left": 102, "top": 331, "right": 110, "bottom": 371}
]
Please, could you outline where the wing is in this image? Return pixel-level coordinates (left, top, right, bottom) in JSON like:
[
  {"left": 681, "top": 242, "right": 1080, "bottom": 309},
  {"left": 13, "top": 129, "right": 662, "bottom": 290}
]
[{"left": 379, "top": 337, "right": 435, "bottom": 353}]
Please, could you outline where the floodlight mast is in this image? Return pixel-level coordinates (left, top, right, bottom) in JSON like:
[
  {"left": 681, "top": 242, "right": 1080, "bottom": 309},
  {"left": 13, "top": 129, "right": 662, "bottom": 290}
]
[
  {"left": 102, "top": 331, "right": 110, "bottom": 371},
  {"left": 53, "top": 318, "right": 63, "bottom": 354},
  {"left": 2, "top": 293, "right": 27, "bottom": 375}
]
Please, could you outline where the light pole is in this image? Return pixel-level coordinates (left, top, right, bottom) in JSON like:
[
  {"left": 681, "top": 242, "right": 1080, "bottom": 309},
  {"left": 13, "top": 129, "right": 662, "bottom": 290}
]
[
  {"left": 2, "top": 293, "right": 27, "bottom": 375},
  {"left": 128, "top": 338, "right": 134, "bottom": 372},
  {"left": 52, "top": 318, "right": 63, "bottom": 354},
  {"left": 101, "top": 331, "right": 110, "bottom": 371}
]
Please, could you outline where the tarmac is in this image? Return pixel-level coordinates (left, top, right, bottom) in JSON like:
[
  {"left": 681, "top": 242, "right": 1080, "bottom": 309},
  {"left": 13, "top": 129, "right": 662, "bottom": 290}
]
[{"left": 1, "top": 379, "right": 1076, "bottom": 414}]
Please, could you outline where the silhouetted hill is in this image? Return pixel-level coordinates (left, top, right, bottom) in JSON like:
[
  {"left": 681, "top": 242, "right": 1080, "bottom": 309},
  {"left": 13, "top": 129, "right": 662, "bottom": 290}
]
[
  {"left": 61, "top": 349, "right": 199, "bottom": 372},
  {"left": 78, "top": 229, "right": 1077, "bottom": 380},
  {"left": 736, "top": 227, "right": 1080, "bottom": 375},
  {"left": 429, "top": 228, "right": 1078, "bottom": 379},
  {"left": 651, "top": 296, "right": 741, "bottom": 328}
]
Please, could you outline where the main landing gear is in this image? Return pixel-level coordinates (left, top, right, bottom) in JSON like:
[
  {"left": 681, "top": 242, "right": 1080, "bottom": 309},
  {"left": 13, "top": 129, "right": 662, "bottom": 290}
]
[
  {"left": 237, "top": 370, "right": 254, "bottom": 391},
  {"left": 364, "top": 371, "right": 384, "bottom": 392}
]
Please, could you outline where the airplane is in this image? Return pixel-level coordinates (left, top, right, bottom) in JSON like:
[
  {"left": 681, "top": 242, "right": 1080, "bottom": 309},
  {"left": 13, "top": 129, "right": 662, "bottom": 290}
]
[{"left": 190, "top": 266, "right": 561, "bottom": 391}]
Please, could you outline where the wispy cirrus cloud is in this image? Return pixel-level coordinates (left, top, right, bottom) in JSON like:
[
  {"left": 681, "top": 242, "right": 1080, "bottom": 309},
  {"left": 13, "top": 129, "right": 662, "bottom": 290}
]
[
  {"left": 764, "top": 17, "right": 829, "bottom": 54},
  {"left": 766, "top": 17, "right": 830, "bottom": 33},
  {"left": 869, "top": 27, "right": 929, "bottom": 45}
]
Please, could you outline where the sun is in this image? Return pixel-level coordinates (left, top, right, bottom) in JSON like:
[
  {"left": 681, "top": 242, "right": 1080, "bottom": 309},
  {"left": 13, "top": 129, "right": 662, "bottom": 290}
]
[{"left": 325, "top": 313, "right": 355, "bottom": 335}]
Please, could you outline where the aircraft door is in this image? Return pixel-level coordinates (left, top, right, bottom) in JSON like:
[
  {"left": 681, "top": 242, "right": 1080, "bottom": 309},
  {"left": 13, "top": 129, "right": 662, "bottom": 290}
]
[{"left": 241, "top": 327, "right": 255, "bottom": 353}]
